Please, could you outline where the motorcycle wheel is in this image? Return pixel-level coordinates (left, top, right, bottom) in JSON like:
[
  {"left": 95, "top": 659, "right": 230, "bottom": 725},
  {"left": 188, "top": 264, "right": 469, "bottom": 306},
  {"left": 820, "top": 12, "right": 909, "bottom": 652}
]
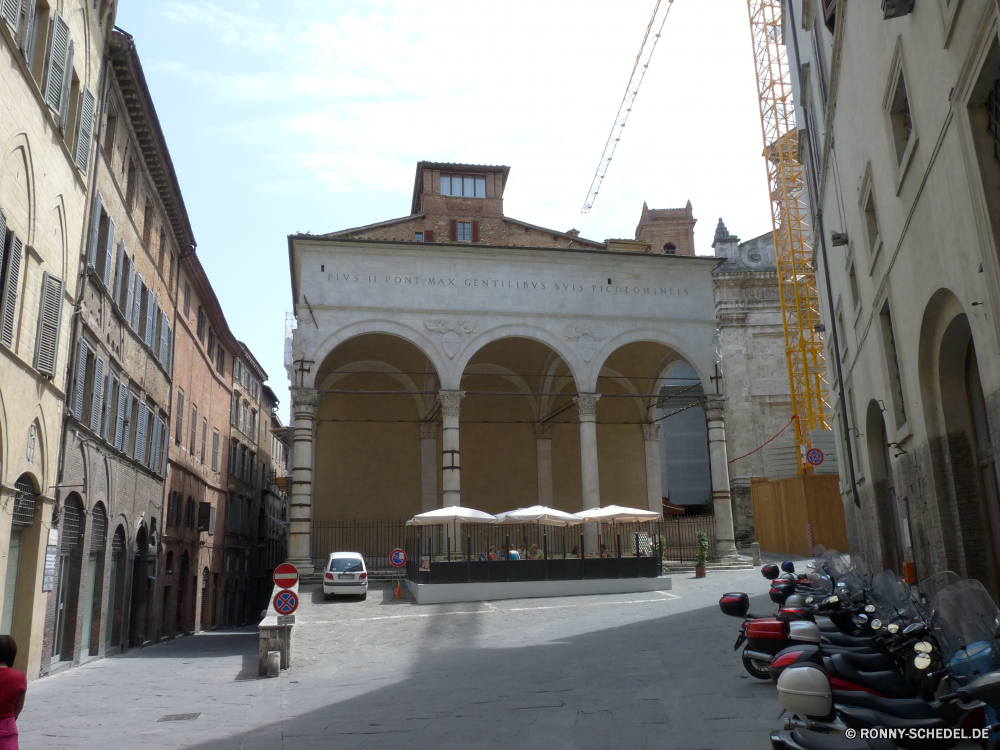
[{"left": 741, "top": 647, "right": 771, "bottom": 680}]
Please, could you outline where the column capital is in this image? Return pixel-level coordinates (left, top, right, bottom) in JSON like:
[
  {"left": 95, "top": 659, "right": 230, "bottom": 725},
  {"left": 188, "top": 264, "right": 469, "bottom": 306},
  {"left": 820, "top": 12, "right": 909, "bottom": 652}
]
[
  {"left": 534, "top": 422, "right": 554, "bottom": 440},
  {"left": 703, "top": 395, "right": 726, "bottom": 422},
  {"left": 419, "top": 422, "right": 438, "bottom": 440},
  {"left": 290, "top": 388, "right": 323, "bottom": 412},
  {"left": 642, "top": 423, "right": 661, "bottom": 441},
  {"left": 574, "top": 393, "right": 601, "bottom": 419},
  {"left": 437, "top": 390, "right": 465, "bottom": 418}
]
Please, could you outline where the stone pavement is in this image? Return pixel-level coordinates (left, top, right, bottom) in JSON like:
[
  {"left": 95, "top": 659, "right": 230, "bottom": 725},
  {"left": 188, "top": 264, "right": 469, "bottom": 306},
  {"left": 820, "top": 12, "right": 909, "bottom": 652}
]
[{"left": 19, "top": 567, "right": 785, "bottom": 749}]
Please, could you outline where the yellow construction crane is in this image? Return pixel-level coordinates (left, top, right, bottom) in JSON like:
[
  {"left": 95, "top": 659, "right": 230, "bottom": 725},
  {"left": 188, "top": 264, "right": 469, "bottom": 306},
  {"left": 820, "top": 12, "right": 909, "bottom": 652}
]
[{"left": 746, "top": 0, "right": 829, "bottom": 473}]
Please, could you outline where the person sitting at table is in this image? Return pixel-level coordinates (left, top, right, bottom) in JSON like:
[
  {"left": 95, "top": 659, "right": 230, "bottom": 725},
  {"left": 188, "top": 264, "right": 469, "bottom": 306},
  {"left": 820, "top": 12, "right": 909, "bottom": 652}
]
[
  {"left": 529, "top": 544, "right": 543, "bottom": 560},
  {"left": 600, "top": 543, "right": 612, "bottom": 558},
  {"left": 487, "top": 546, "right": 497, "bottom": 561},
  {"left": 508, "top": 547, "right": 520, "bottom": 560},
  {"left": 570, "top": 545, "right": 581, "bottom": 558}
]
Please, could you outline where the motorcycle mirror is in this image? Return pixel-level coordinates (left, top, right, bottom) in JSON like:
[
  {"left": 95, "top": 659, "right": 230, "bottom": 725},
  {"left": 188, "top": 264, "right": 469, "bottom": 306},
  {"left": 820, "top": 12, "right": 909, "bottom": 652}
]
[
  {"left": 914, "top": 641, "right": 933, "bottom": 654},
  {"left": 914, "top": 653, "right": 932, "bottom": 670},
  {"left": 864, "top": 605, "right": 876, "bottom": 614},
  {"left": 887, "top": 623, "right": 899, "bottom": 634},
  {"left": 871, "top": 619, "right": 882, "bottom": 630}
]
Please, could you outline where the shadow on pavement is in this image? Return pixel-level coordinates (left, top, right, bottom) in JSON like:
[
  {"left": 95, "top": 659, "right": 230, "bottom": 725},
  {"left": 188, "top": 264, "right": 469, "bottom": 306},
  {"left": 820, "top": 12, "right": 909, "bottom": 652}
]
[{"left": 176, "top": 594, "right": 779, "bottom": 750}]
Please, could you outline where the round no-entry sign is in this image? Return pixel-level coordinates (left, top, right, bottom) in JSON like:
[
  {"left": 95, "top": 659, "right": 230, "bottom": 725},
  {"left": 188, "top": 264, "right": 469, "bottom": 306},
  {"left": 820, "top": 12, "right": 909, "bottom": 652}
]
[
  {"left": 806, "top": 448, "right": 824, "bottom": 466},
  {"left": 273, "top": 590, "right": 299, "bottom": 615},
  {"left": 390, "top": 549, "right": 407, "bottom": 567},
  {"left": 273, "top": 563, "right": 299, "bottom": 589}
]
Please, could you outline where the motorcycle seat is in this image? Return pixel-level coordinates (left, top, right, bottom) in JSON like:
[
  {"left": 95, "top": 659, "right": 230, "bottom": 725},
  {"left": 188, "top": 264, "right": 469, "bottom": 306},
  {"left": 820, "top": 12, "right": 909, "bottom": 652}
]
[
  {"left": 836, "top": 704, "right": 950, "bottom": 733},
  {"left": 771, "top": 728, "right": 896, "bottom": 750},
  {"left": 822, "top": 631, "right": 878, "bottom": 649},
  {"left": 815, "top": 617, "right": 838, "bottom": 632},
  {"left": 829, "top": 654, "right": 918, "bottom": 699},
  {"left": 829, "top": 651, "right": 893, "bottom": 672},
  {"left": 833, "top": 690, "right": 937, "bottom": 720}
]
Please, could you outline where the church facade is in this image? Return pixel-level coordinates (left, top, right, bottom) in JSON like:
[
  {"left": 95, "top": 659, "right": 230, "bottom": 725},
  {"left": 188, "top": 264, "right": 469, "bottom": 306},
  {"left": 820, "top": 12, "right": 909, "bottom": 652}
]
[{"left": 286, "top": 162, "right": 743, "bottom": 570}]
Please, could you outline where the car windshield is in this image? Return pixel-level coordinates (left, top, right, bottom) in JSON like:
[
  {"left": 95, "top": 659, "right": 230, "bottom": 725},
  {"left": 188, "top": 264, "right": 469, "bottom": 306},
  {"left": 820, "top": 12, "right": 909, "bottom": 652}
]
[{"left": 329, "top": 558, "right": 363, "bottom": 573}]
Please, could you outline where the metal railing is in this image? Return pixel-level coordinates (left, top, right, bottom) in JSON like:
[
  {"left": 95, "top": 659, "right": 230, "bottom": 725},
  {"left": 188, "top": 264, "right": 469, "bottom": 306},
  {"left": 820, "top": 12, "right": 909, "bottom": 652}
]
[{"left": 313, "top": 516, "right": 716, "bottom": 572}]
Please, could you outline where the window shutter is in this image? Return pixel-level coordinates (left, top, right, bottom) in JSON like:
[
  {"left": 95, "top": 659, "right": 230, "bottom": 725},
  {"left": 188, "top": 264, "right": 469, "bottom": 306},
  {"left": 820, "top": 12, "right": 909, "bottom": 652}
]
[
  {"left": 75, "top": 87, "right": 95, "bottom": 173},
  {"left": 89, "top": 356, "right": 104, "bottom": 431},
  {"left": 449, "top": 219, "right": 457, "bottom": 241},
  {"left": 148, "top": 415, "right": 160, "bottom": 470},
  {"left": 209, "top": 506, "right": 216, "bottom": 535},
  {"left": 0, "top": 233, "right": 23, "bottom": 348},
  {"left": 87, "top": 193, "right": 102, "bottom": 268},
  {"left": 58, "top": 40, "right": 73, "bottom": 133},
  {"left": 200, "top": 419, "right": 207, "bottom": 463},
  {"left": 161, "top": 422, "right": 169, "bottom": 475},
  {"left": 123, "top": 258, "right": 134, "bottom": 323},
  {"left": 102, "top": 215, "right": 115, "bottom": 287},
  {"left": 159, "top": 312, "right": 168, "bottom": 364},
  {"left": 43, "top": 13, "right": 69, "bottom": 112},
  {"left": 145, "top": 294, "right": 156, "bottom": 348},
  {"left": 19, "top": 0, "right": 35, "bottom": 59},
  {"left": 471, "top": 221, "right": 479, "bottom": 242},
  {"left": 211, "top": 431, "right": 219, "bottom": 471},
  {"left": 72, "top": 339, "right": 88, "bottom": 420},
  {"left": 122, "top": 392, "right": 133, "bottom": 451},
  {"left": 425, "top": 229, "right": 434, "bottom": 242},
  {"left": 114, "top": 384, "right": 127, "bottom": 449},
  {"left": 112, "top": 241, "right": 125, "bottom": 304},
  {"left": 34, "top": 272, "right": 63, "bottom": 376},
  {"left": 133, "top": 402, "right": 148, "bottom": 462},
  {"left": 175, "top": 391, "right": 184, "bottom": 439},
  {"left": 131, "top": 273, "right": 142, "bottom": 331},
  {"left": 0, "top": 0, "right": 19, "bottom": 33},
  {"left": 231, "top": 392, "right": 238, "bottom": 426},
  {"left": 102, "top": 372, "right": 115, "bottom": 441}
]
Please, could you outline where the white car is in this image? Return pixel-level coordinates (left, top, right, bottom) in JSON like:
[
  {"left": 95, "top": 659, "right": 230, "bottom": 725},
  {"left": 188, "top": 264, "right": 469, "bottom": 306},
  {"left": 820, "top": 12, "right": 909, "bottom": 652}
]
[{"left": 323, "top": 552, "right": 368, "bottom": 600}]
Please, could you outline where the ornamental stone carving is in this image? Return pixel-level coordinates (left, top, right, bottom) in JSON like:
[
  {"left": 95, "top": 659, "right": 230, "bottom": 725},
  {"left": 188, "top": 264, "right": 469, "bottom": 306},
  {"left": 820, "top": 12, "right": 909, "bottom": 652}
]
[
  {"left": 424, "top": 320, "right": 477, "bottom": 358},
  {"left": 561, "top": 324, "right": 608, "bottom": 363},
  {"left": 437, "top": 390, "right": 465, "bottom": 418},
  {"left": 419, "top": 422, "right": 438, "bottom": 439},
  {"left": 290, "top": 388, "right": 323, "bottom": 412},
  {"left": 642, "top": 423, "right": 661, "bottom": 441},
  {"left": 573, "top": 393, "right": 601, "bottom": 419},
  {"left": 534, "top": 422, "right": 554, "bottom": 439}
]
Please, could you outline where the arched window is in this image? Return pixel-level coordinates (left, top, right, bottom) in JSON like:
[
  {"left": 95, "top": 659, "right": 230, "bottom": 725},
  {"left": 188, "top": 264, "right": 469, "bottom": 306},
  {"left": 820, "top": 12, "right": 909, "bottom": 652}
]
[
  {"left": 663, "top": 243, "right": 677, "bottom": 255},
  {"left": 1, "top": 474, "right": 38, "bottom": 635}
]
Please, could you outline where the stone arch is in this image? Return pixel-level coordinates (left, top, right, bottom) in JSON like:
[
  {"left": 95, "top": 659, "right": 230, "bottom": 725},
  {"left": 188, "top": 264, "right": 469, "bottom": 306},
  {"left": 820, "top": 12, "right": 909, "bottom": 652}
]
[
  {"left": 317, "top": 360, "right": 428, "bottom": 418},
  {"left": 64, "top": 441, "right": 88, "bottom": 501},
  {"left": 1, "top": 134, "right": 35, "bottom": 245},
  {"left": 865, "top": 400, "right": 903, "bottom": 573},
  {"left": 453, "top": 323, "right": 583, "bottom": 392},
  {"left": 43, "top": 199, "right": 69, "bottom": 282},
  {"left": 306, "top": 320, "right": 448, "bottom": 391},
  {"left": 588, "top": 328, "right": 713, "bottom": 393}
]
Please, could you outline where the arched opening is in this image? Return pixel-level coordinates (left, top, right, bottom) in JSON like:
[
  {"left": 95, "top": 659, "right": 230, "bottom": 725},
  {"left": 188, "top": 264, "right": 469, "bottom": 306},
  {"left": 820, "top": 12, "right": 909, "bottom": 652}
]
[
  {"left": 663, "top": 242, "right": 677, "bottom": 255},
  {"left": 106, "top": 526, "right": 126, "bottom": 649},
  {"left": 1, "top": 474, "right": 40, "bottom": 663},
  {"left": 81, "top": 503, "right": 107, "bottom": 656},
  {"left": 200, "top": 567, "right": 210, "bottom": 631},
  {"left": 177, "top": 550, "right": 190, "bottom": 635},
  {"left": 459, "top": 336, "right": 579, "bottom": 514},
  {"left": 656, "top": 361, "right": 711, "bottom": 513},
  {"left": 53, "top": 493, "right": 85, "bottom": 662},
  {"left": 865, "top": 402, "right": 904, "bottom": 573},
  {"left": 129, "top": 525, "right": 151, "bottom": 648},
  {"left": 163, "top": 550, "right": 174, "bottom": 635}
]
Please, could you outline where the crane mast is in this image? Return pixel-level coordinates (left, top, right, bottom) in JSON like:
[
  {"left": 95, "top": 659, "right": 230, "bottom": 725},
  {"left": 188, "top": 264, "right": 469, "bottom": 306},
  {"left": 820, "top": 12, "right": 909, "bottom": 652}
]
[{"left": 746, "top": 0, "right": 829, "bottom": 472}]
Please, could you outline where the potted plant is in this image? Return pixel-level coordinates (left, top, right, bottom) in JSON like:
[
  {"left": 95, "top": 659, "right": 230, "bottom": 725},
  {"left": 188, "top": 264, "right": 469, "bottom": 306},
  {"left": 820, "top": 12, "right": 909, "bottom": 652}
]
[{"left": 695, "top": 531, "right": 708, "bottom": 578}]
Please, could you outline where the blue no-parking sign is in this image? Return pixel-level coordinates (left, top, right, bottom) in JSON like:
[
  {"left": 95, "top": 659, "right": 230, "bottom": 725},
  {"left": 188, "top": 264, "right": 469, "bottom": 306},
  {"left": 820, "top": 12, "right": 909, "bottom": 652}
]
[
  {"left": 806, "top": 448, "right": 824, "bottom": 466},
  {"left": 273, "top": 590, "right": 299, "bottom": 615},
  {"left": 390, "top": 548, "right": 407, "bottom": 567}
]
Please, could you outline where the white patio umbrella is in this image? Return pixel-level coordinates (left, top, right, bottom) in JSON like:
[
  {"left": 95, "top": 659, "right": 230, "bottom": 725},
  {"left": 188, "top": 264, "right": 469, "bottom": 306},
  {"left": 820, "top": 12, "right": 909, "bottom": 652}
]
[
  {"left": 495, "top": 505, "right": 581, "bottom": 558},
  {"left": 408, "top": 507, "right": 497, "bottom": 560},
  {"left": 573, "top": 505, "right": 660, "bottom": 556}
]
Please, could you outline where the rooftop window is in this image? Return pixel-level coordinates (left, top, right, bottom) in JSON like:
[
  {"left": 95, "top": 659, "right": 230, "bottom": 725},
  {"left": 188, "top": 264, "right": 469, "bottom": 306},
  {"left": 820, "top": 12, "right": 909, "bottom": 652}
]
[{"left": 441, "top": 174, "right": 485, "bottom": 198}]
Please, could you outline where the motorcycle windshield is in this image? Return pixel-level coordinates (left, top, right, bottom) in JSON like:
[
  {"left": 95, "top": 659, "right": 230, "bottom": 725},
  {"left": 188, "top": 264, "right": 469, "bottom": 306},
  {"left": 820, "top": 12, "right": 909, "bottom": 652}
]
[
  {"left": 869, "top": 569, "right": 917, "bottom": 624},
  {"left": 926, "top": 579, "right": 1000, "bottom": 664},
  {"left": 820, "top": 549, "right": 866, "bottom": 603},
  {"left": 917, "top": 571, "right": 962, "bottom": 617}
]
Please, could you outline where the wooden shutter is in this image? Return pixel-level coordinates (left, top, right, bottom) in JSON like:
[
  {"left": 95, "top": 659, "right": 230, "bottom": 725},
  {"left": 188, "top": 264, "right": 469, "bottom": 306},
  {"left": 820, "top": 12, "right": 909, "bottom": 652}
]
[
  {"left": 471, "top": 220, "right": 479, "bottom": 242},
  {"left": 89, "top": 357, "right": 104, "bottom": 431},
  {"left": 131, "top": 273, "right": 142, "bottom": 330},
  {"left": 123, "top": 258, "right": 134, "bottom": 323},
  {"left": 102, "top": 215, "right": 115, "bottom": 287},
  {"left": 34, "top": 272, "right": 63, "bottom": 376},
  {"left": 86, "top": 193, "right": 102, "bottom": 267},
  {"left": 19, "top": 0, "right": 35, "bottom": 59},
  {"left": 0, "top": 233, "right": 23, "bottom": 348},
  {"left": 208, "top": 506, "right": 216, "bottom": 535},
  {"left": 211, "top": 431, "right": 219, "bottom": 471},
  {"left": 133, "top": 402, "right": 148, "bottom": 462},
  {"left": 114, "top": 383, "right": 127, "bottom": 449},
  {"left": 112, "top": 240, "right": 124, "bottom": 304},
  {"left": 58, "top": 40, "right": 73, "bottom": 133},
  {"left": 175, "top": 391, "right": 184, "bottom": 440},
  {"left": 75, "top": 87, "right": 95, "bottom": 173},
  {"left": 145, "top": 294, "right": 156, "bottom": 348},
  {"left": 158, "top": 312, "right": 168, "bottom": 364},
  {"left": 200, "top": 419, "right": 207, "bottom": 463},
  {"left": 425, "top": 229, "right": 434, "bottom": 242},
  {"left": 43, "top": 12, "right": 69, "bottom": 112},
  {"left": 449, "top": 219, "right": 457, "bottom": 241},
  {"left": 122, "top": 392, "right": 133, "bottom": 451},
  {"left": 148, "top": 415, "right": 160, "bottom": 470},
  {"left": 71, "top": 338, "right": 88, "bottom": 420},
  {"left": 0, "top": 0, "right": 19, "bottom": 32},
  {"left": 161, "top": 421, "right": 169, "bottom": 475},
  {"left": 102, "top": 372, "right": 115, "bottom": 441}
]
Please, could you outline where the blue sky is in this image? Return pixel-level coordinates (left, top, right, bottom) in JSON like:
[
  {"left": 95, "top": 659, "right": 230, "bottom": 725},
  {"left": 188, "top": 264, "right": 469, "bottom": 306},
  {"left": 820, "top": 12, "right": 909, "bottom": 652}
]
[{"left": 115, "top": 1, "right": 772, "bottom": 421}]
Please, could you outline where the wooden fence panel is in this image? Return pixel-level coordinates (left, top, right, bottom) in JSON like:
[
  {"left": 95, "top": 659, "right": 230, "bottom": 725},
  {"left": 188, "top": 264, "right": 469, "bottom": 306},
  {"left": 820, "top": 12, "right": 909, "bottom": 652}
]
[{"left": 751, "top": 475, "right": 847, "bottom": 555}]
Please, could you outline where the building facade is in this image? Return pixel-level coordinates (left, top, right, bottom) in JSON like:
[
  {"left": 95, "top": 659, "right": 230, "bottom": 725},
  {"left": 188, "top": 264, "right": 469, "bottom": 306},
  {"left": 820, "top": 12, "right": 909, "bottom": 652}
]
[
  {"left": 158, "top": 252, "right": 238, "bottom": 638},
  {"left": 286, "top": 161, "right": 744, "bottom": 573},
  {"left": 786, "top": 0, "right": 1000, "bottom": 595},
  {"left": 0, "top": 0, "right": 117, "bottom": 679},
  {"left": 44, "top": 28, "right": 189, "bottom": 672},
  {"left": 260, "top": 387, "right": 288, "bottom": 594}
]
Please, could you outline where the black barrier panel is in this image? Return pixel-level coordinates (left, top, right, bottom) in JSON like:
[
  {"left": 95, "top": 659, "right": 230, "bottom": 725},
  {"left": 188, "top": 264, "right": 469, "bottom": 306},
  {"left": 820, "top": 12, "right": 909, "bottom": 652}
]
[
  {"left": 507, "top": 560, "right": 546, "bottom": 582},
  {"left": 467, "top": 561, "right": 489, "bottom": 583},
  {"left": 429, "top": 561, "right": 469, "bottom": 584},
  {"left": 487, "top": 561, "right": 508, "bottom": 582},
  {"left": 619, "top": 557, "right": 640, "bottom": 578},
  {"left": 638, "top": 556, "right": 658, "bottom": 578}
]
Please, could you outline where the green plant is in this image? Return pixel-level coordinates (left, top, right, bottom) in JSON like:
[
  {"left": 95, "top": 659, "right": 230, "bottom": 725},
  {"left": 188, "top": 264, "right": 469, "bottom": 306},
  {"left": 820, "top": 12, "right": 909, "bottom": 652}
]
[{"left": 695, "top": 531, "right": 709, "bottom": 567}]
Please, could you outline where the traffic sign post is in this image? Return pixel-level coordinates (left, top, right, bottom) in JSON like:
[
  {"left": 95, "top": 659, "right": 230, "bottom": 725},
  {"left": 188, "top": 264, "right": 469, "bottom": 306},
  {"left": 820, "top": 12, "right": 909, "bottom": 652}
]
[
  {"left": 390, "top": 549, "right": 407, "bottom": 567},
  {"left": 273, "top": 563, "right": 299, "bottom": 589},
  {"left": 806, "top": 448, "right": 824, "bottom": 466},
  {"left": 273, "top": 590, "right": 299, "bottom": 616}
]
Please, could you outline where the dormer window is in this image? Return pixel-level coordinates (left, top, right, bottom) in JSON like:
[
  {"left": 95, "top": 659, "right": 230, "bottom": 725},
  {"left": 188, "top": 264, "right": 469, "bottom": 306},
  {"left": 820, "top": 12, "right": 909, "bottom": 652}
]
[{"left": 441, "top": 174, "right": 486, "bottom": 198}]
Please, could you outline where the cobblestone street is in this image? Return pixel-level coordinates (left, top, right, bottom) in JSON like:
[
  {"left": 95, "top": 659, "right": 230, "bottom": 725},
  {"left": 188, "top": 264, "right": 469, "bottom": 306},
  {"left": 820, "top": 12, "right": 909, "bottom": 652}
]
[{"left": 19, "top": 568, "right": 782, "bottom": 750}]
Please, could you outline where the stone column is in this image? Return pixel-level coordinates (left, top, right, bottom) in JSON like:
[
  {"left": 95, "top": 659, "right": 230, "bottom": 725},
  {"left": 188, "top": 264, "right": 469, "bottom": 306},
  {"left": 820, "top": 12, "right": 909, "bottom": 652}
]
[
  {"left": 535, "top": 422, "right": 553, "bottom": 506},
  {"left": 574, "top": 393, "right": 601, "bottom": 552},
  {"left": 705, "top": 396, "right": 741, "bottom": 561},
  {"left": 642, "top": 423, "right": 663, "bottom": 516},
  {"left": 287, "top": 388, "right": 323, "bottom": 574},
  {"left": 420, "top": 422, "right": 438, "bottom": 512}
]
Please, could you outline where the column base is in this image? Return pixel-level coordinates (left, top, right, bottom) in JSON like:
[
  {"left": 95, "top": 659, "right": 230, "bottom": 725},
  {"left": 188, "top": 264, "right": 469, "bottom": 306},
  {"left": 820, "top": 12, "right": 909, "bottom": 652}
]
[
  {"left": 286, "top": 557, "right": 315, "bottom": 575},
  {"left": 713, "top": 541, "right": 743, "bottom": 562}
]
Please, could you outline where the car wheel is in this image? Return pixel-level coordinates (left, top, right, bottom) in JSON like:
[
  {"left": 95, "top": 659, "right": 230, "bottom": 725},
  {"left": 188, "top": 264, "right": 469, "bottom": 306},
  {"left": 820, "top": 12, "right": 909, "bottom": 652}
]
[{"left": 323, "top": 592, "right": 332, "bottom": 601}]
